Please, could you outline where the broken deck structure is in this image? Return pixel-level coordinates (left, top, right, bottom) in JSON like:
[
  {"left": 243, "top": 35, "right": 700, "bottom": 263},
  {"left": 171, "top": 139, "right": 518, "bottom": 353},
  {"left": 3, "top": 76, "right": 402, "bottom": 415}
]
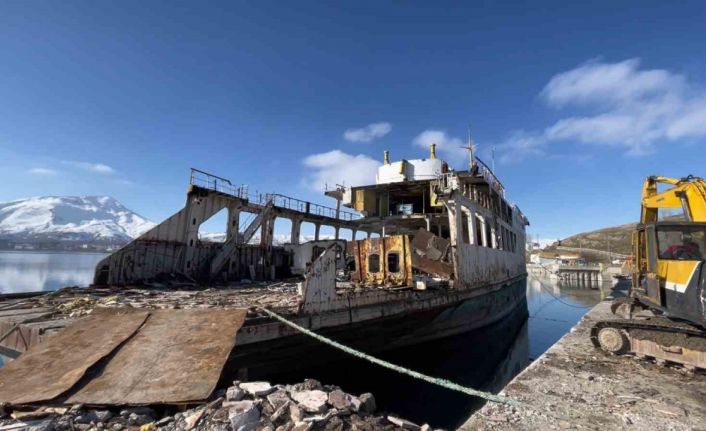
[{"left": 94, "top": 169, "right": 374, "bottom": 285}]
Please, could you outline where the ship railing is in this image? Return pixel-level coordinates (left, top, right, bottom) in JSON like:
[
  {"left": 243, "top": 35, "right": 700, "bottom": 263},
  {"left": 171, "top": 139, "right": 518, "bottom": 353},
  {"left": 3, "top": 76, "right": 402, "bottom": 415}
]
[
  {"left": 190, "top": 168, "right": 248, "bottom": 198},
  {"left": 258, "top": 193, "right": 361, "bottom": 221},
  {"left": 189, "top": 168, "right": 361, "bottom": 222},
  {"left": 474, "top": 157, "right": 505, "bottom": 197}
]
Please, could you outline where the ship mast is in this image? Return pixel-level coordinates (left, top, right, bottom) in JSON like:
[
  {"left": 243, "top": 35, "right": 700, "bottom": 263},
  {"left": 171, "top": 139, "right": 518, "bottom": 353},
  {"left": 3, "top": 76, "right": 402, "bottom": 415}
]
[{"left": 461, "top": 126, "right": 477, "bottom": 172}]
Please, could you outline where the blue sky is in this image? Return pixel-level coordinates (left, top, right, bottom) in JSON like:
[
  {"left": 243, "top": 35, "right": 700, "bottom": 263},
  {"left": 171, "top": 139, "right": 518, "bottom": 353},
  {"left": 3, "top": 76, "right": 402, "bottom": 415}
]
[{"left": 1, "top": 1, "right": 706, "bottom": 240}]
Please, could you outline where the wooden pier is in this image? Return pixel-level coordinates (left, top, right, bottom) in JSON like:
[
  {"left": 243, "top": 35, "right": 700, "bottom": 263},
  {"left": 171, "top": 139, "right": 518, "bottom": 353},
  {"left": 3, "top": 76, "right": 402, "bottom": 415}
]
[{"left": 463, "top": 298, "right": 706, "bottom": 430}]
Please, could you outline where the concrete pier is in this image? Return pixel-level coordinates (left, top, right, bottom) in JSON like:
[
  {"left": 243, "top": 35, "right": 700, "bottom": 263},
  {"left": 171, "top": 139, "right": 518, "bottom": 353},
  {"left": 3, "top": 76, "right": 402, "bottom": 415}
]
[{"left": 463, "top": 299, "right": 706, "bottom": 430}]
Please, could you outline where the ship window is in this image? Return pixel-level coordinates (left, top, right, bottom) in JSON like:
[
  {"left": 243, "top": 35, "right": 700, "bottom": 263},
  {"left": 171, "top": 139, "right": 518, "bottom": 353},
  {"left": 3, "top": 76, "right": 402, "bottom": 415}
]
[
  {"left": 461, "top": 212, "right": 470, "bottom": 244},
  {"left": 509, "top": 233, "right": 514, "bottom": 252},
  {"left": 387, "top": 252, "right": 400, "bottom": 273},
  {"left": 346, "top": 257, "right": 356, "bottom": 272},
  {"left": 368, "top": 253, "right": 380, "bottom": 273},
  {"left": 485, "top": 222, "right": 493, "bottom": 248},
  {"left": 475, "top": 215, "right": 484, "bottom": 246}
]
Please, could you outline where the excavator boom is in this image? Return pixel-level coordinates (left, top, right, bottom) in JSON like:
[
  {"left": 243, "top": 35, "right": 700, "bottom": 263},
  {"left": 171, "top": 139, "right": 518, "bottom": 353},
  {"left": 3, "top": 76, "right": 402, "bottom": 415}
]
[{"left": 641, "top": 175, "right": 706, "bottom": 223}]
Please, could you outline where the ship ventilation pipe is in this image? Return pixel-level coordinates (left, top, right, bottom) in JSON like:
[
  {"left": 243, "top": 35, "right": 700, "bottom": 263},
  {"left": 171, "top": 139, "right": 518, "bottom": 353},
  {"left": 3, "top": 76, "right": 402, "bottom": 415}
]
[
  {"left": 430, "top": 143, "right": 437, "bottom": 160},
  {"left": 384, "top": 150, "right": 390, "bottom": 165}
]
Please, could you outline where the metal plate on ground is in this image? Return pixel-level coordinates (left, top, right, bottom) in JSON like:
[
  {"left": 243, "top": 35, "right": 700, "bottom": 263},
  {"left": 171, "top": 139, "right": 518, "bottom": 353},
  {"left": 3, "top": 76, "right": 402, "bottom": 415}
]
[
  {"left": 0, "top": 309, "right": 149, "bottom": 405},
  {"left": 68, "top": 308, "right": 247, "bottom": 405}
]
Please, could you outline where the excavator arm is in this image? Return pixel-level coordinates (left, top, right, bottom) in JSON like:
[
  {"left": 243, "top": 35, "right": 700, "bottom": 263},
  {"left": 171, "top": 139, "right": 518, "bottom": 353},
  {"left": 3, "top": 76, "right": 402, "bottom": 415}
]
[{"left": 641, "top": 175, "right": 706, "bottom": 223}]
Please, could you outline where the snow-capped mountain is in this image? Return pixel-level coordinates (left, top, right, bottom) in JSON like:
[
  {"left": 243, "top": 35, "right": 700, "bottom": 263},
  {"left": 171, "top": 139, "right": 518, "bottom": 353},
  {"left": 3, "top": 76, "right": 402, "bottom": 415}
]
[{"left": 0, "top": 196, "right": 155, "bottom": 244}]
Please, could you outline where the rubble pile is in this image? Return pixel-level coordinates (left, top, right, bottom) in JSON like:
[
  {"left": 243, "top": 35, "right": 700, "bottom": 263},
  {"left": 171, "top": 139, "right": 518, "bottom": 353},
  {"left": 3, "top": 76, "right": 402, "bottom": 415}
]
[
  {"left": 0, "top": 380, "right": 441, "bottom": 431},
  {"left": 20, "top": 281, "right": 303, "bottom": 320}
]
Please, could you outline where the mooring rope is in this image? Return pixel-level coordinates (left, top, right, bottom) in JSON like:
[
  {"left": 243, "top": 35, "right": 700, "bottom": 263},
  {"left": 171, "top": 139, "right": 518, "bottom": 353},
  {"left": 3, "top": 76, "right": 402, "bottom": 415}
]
[{"left": 258, "top": 306, "right": 523, "bottom": 408}]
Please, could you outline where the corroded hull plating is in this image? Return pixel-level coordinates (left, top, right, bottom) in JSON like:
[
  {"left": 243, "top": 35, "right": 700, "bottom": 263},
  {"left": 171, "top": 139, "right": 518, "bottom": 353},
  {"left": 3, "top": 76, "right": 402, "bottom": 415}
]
[{"left": 228, "top": 276, "right": 527, "bottom": 376}]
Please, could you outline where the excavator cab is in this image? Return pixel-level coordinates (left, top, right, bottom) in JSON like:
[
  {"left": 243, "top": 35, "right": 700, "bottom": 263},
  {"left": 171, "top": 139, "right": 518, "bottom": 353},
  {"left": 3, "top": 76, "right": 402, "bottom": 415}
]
[{"left": 633, "top": 222, "right": 706, "bottom": 327}]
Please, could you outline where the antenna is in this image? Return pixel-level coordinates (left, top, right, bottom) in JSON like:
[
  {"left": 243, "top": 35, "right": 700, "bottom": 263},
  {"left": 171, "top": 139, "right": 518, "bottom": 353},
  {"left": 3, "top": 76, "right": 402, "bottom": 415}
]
[{"left": 460, "top": 126, "right": 477, "bottom": 171}]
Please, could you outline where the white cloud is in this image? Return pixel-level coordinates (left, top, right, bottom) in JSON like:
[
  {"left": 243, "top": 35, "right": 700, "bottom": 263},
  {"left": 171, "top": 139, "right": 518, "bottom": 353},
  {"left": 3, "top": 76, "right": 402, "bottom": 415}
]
[
  {"left": 541, "top": 58, "right": 684, "bottom": 108},
  {"left": 64, "top": 161, "right": 116, "bottom": 174},
  {"left": 302, "top": 150, "right": 381, "bottom": 192},
  {"left": 496, "top": 131, "right": 547, "bottom": 164},
  {"left": 27, "top": 167, "right": 58, "bottom": 176},
  {"left": 344, "top": 122, "right": 392, "bottom": 143},
  {"left": 497, "top": 58, "right": 706, "bottom": 162},
  {"left": 412, "top": 129, "right": 469, "bottom": 164}
]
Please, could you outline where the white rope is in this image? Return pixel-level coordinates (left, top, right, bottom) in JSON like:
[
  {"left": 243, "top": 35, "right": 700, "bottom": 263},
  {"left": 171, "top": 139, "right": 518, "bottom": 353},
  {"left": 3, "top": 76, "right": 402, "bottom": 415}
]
[{"left": 258, "top": 307, "right": 524, "bottom": 408}]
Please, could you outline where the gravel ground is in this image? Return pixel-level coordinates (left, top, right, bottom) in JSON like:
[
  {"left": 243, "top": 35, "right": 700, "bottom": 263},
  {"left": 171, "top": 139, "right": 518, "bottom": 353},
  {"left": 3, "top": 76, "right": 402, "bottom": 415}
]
[{"left": 462, "top": 300, "right": 706, "bottom": 431}]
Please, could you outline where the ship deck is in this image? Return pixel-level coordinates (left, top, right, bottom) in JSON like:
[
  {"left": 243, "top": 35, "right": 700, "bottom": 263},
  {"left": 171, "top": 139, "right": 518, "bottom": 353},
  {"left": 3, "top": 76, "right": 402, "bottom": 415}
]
[
  {"left": 0, "top": 281, "right": 302, "bottom": 360},
  {"left": 0, "top": 273, "right": 527, "bottom": 363}
]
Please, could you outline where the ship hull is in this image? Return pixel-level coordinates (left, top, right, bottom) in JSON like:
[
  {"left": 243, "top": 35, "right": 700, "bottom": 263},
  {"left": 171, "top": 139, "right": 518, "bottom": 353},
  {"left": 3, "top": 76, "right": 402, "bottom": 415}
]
[{"left": 227, "top": 275, "right": 527, "bottom": 378}]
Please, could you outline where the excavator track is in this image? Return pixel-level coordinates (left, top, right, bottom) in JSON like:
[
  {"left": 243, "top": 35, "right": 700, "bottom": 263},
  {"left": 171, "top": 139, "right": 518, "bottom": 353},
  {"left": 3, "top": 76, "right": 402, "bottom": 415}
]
[{"left": 591, "top": 317, "right": 706, "bottom": 371}]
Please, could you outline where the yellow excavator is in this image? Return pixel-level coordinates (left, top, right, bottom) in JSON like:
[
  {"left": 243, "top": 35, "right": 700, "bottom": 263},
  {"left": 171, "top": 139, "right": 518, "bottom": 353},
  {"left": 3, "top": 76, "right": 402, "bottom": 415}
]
[{"left": 591, "top": 175, "right": 706, "bottom": 369}]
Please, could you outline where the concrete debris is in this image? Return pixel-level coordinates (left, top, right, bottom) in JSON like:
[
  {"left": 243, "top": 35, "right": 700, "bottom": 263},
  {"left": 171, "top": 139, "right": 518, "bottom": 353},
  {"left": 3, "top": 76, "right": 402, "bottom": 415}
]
[
  {"left": 387, "top": 416, "right": 421, "bottom": 430},
  {"left": 239, "top": 381, "right": 275, "bottom": 397},
  {"left": 267, "top": 390, "right": 291, "bottom": 410},
  {"left": 269, "top": 400, "right": 290, "bottom": 424},
  {"left": 226, "top": 386, "right": 246, "bottom": 401},
  {"left": 119, "top": 407, "right": 156, "bottom": 419},
  {"left": 290, "top": 390, "right": 328, "bottom": 413},
  {"left": 0, "top": 380, "right": 437, "bottom": 431},
  {"left": 327, "top": 390, "right": 357, "bottom": 412},
  {"left": 358, "top": 393, "right": 376, "bottom": 414},
  {"left": 182, "top": 409, "right": 204, "bottom": 430},
  {"left": 21, "top": 282, "right": 304, "bottom": 321},
  {"left": 228, "top": 401, "right": 260, "bottom": 430},
  {"left": 74, "top": 410, "right": 113, "bottom": 424},
  {"left": 301, "top": 379, "right": 323, "bottom": 391}
]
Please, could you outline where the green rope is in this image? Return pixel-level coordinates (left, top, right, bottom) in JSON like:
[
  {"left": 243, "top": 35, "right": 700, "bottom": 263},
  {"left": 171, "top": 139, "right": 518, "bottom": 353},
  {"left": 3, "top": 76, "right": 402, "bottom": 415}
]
[{"left": 258, "top": 307, "right": 524, "bottom": 408}]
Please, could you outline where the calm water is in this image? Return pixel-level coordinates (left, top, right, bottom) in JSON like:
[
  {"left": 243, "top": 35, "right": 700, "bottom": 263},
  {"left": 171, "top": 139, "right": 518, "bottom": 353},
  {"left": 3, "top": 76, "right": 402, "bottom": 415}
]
[
  {"left": 526, "top": 275, "right": 611, "bottom": 358},
  {"left": 267, "top": 275, "right": 615, "bottom": 429},
  {"left": 0, "top": 252, "right": 615, "bottom": 428},
  {"left": 0, "top": 251, "right": 107, "bottom": 294}
]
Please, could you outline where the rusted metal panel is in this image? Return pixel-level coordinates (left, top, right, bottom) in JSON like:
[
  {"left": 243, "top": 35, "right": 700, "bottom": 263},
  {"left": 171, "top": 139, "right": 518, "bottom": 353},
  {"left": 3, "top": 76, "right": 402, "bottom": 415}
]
[
  {"left": 68, "top": 308, "right": 246, "bottom": 405},
  {"left": 0, "top": 310, "right": 149, "bottom": 405},
  {"left": 410, "top": 228, "right": 454, "bottom": 277},
  {"left": 300, "top": 246, "right": 337, "bottom": 313},
  {"left": 412, "top": 254, "right": 454, "bottom": 278},
  {"left": 410, "top": 228, "right": 450, "bottom": 261},
  {"left": 349, "top": 235, "right": 412, "bottom": 287}
]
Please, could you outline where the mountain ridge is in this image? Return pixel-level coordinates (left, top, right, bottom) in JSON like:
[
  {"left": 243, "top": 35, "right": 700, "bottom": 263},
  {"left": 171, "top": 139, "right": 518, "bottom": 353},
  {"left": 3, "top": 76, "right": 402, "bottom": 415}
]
[
  {"left": 0, "top": 195, "right": 155, "bottom": 245},
  {"left": 544, "top": 222, "right": 636, "bottom": 255}
]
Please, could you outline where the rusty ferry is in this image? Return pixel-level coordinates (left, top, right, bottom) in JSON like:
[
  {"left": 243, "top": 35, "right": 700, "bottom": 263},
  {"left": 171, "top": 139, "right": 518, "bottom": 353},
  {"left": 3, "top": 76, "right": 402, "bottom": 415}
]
[{"left": 0, "top": 144, "right": 529, "bottom": 377}]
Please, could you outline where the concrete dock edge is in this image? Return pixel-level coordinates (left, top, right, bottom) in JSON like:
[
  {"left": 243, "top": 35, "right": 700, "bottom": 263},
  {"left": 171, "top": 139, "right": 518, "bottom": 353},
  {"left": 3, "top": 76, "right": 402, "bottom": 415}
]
[{"left": 461, "top": 300, "right": 706, "bottom": 430}]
